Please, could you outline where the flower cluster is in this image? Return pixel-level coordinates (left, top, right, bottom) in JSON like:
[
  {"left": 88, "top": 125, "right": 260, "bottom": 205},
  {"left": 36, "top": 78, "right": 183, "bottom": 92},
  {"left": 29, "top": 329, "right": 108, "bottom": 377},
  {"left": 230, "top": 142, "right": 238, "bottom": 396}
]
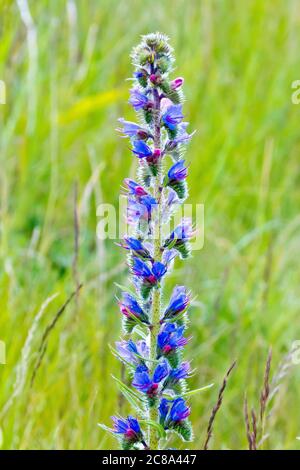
[{"left": 107, "top": 33, "right": 195, "bottom": 450}]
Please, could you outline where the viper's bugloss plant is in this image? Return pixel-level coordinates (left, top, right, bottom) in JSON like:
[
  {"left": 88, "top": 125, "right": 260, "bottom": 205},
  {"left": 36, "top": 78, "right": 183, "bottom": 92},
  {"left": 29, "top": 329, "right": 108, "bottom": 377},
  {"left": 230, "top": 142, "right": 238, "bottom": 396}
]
[{"left": 103, "top": 33, "right": 196, "bottom": 450}]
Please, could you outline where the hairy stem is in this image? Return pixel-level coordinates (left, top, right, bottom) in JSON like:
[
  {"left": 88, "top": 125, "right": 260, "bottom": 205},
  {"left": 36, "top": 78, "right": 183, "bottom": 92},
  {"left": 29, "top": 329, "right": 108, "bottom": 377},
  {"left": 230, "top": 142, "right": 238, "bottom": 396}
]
[{"left": 149, "top": 87, "right": 162, "bottom": 450}]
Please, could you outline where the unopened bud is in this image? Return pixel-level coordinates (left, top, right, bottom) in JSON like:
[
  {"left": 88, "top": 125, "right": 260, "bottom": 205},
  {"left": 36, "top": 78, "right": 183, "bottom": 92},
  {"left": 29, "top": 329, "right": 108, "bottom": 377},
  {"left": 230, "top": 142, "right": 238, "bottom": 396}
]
[{"left": 171, "top": 77, "right": 184, "bottom": 90}]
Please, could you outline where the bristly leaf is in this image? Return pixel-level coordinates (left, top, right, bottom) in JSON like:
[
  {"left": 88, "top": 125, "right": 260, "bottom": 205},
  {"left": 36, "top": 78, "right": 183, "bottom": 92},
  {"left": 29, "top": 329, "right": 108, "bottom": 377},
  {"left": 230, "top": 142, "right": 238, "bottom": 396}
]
[
  {"left": 173, "top": 420, "right": 193, "bottom": 442},
  {"left": 140, "top": 283, "right": 153, "bottom": 300}
]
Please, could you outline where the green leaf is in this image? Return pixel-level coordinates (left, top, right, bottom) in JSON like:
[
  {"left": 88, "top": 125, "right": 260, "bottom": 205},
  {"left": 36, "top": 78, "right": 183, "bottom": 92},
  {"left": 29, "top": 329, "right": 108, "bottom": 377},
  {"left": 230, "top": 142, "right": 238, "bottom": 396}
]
[
  {"left": 112, "top": 375, "right": 143, "bottom": 401},
  {"left": 140, "top": 420, "right": 167, "bottom": 439},
  {"left": 97, "top": 423, "right": 115, "bottom": 436},
  {"left": 111, "top": 375, "right": 145, "bottom": 415},
  {"left": 114, "top": 282, "right": 136, "bottom": 298},
  {"left": 183, "top": 383, "right": 214, "bottom": 397}
]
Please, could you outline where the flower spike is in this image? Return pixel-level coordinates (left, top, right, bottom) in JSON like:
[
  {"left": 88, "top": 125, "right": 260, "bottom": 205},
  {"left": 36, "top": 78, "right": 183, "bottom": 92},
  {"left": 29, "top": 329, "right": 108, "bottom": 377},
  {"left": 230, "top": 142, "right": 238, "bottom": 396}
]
[{"left": 103, "top": 33, "right": 196, "bottom": 451}]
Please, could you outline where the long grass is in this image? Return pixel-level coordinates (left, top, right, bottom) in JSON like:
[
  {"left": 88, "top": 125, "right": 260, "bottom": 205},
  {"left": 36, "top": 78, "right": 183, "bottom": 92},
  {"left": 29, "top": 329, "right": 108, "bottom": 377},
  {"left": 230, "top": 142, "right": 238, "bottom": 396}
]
[{"left": 0, "top": 0, "right": 300, "bottom": 449}]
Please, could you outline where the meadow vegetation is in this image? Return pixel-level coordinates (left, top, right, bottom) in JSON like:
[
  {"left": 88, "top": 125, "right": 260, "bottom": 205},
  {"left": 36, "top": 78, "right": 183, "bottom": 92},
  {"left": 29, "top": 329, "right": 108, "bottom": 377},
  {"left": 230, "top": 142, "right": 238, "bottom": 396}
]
[{"left": 0, "top": 0, "right": 299, "bottom": 449}]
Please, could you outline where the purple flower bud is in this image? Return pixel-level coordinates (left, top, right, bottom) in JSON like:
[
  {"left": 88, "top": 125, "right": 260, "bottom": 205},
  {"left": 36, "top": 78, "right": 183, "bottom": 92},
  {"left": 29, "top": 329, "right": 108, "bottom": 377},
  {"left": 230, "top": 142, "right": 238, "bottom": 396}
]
[
  {"left": 171, "top": 77, "right": 184, "bottom": 90},
  {"left": 153, "top": 148, "right": 161, "bottom": 158}
]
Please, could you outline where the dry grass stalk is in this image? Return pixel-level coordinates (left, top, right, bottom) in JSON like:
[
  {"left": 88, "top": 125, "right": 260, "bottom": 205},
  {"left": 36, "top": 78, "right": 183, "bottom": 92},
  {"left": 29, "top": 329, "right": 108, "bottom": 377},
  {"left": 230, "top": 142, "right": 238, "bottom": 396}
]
[
  {"left": 30, "top": 284, "right": 83, "bottom": 387},
  {"left": 260, "top": 348, "right": 272, "bottom": 422},
  {"left": 244, "top": 396, "right": 253, "bottom": 450},
  {"left": 243, "top": 348, "right": 272, "bottom": 450},
  {"left": 203, "top": 360, "right": 236, "bottom": 450},
  {"left": 0, "top": 293, "right": 58, "bottom": 418}
]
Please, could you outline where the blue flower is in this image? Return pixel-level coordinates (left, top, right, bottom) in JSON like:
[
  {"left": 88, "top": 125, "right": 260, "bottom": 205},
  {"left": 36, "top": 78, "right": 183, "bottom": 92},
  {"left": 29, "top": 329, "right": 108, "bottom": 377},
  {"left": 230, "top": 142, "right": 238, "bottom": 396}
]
[
  {"left": 140, "top": 194, "right": 157, "bottom": 214},
  {"left": 162, "top": 285, "right": 190, "bottom": 321},
  {"left": 129, "top": 88, "right": 149, "bottom": 110},
  {"left": 157, "top": 323, "right": 188, "bottom": 356},
  {"left": 115, "top": 339, "right": 148, "bottom": 365},
  {"left": 162, "top": 104, "right": 184, "bottom": 130},
  {"left": 173, "top": 122, "right": 195, "bottom": 145},
  {"left": 132, "top": 361, "right": 169, "bottom": 397},
  {"left": 132, "top": 140, "right": 153, "bottom": 159},
  {"left": 123, "top": 179, "right": 148, "bottom": 197},
  {"left": 158, "top": 397, "right": 190, "bottom": 426},
  {"left": 170, "top": 398, "right": 190, "bottom": 422},
  {"left": 132, "top": 258, "right": 167, "bottom": 286},
  {"left": 131, "top": 257, "right": 152, "bottom": 279},
  {"left": 167, "top": 160, "right": 188, "bottom": 182},
  {"left": 118, "top": 237, "right": 152, "bottom": 261},
  {"left": 118, "top": 118, "right": 150, "bottom": 139},
  {"left": 153, "top": 360, "right": 169, "bottom": 382},
  {"left": 126, "top": 195, "right": 156, "bottom": 225},
  {"left": 169, "top": 361, "right": 191, "bottom": 381},
  {"left": 165, "top": 161, "right": 188, "bottom": 200},
  {"left": 166, "top": 188, "right": 179, "bottom": 208},
  {"left": 118, "top": 292, "right": 149, "bottom": 324},
  {"left": 152, "top": 261, "right": 167, "bottom": 281},
  {"left": 126, "top": 199, "right": 148, "bottom": 225},
  {"left": 111, "top": 415, "right": 143, "bottom": 442},
  {"left": 164, "top": 218, "right": 194, "bottom": 258},
  {"left": 159, "top": 398, "right": 170, "bottom": 422},
  {"left": 162, "top": 248, "right": 177, "bottom": 265},
  {"left": 170, "top": 218, "right": 193, "bottom": 241}
]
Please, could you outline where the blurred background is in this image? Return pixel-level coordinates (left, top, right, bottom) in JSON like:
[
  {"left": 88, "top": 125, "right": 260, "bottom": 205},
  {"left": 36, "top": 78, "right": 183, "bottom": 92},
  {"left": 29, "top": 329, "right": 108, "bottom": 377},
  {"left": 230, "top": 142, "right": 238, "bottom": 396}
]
[{"left": 0, "top": 0, "right": 300, "bottom": 450}]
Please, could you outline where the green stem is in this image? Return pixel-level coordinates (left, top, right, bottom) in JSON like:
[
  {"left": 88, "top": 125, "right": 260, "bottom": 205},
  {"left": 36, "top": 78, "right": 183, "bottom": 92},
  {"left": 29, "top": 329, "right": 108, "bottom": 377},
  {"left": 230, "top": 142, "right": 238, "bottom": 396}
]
[{"left": 149, "top": 87, "right": 162, "bottom": 450}]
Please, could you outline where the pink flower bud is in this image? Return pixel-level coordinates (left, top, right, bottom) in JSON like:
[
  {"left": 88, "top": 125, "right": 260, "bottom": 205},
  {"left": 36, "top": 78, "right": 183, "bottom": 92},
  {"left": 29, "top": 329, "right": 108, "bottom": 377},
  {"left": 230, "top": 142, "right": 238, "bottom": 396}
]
[
  {"left": 171, "top": 77, "right": 184, "bottom": 90},
  {"left": 153, "top": 149, "right": 161, "bottom": 158}
]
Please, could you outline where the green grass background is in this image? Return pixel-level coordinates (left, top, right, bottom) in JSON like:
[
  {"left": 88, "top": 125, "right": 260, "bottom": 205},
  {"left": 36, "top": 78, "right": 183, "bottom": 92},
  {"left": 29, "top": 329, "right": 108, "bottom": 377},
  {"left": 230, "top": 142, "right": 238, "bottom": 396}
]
[{"left": 0, "top": 0, "right": 300, "bottom": 450}]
